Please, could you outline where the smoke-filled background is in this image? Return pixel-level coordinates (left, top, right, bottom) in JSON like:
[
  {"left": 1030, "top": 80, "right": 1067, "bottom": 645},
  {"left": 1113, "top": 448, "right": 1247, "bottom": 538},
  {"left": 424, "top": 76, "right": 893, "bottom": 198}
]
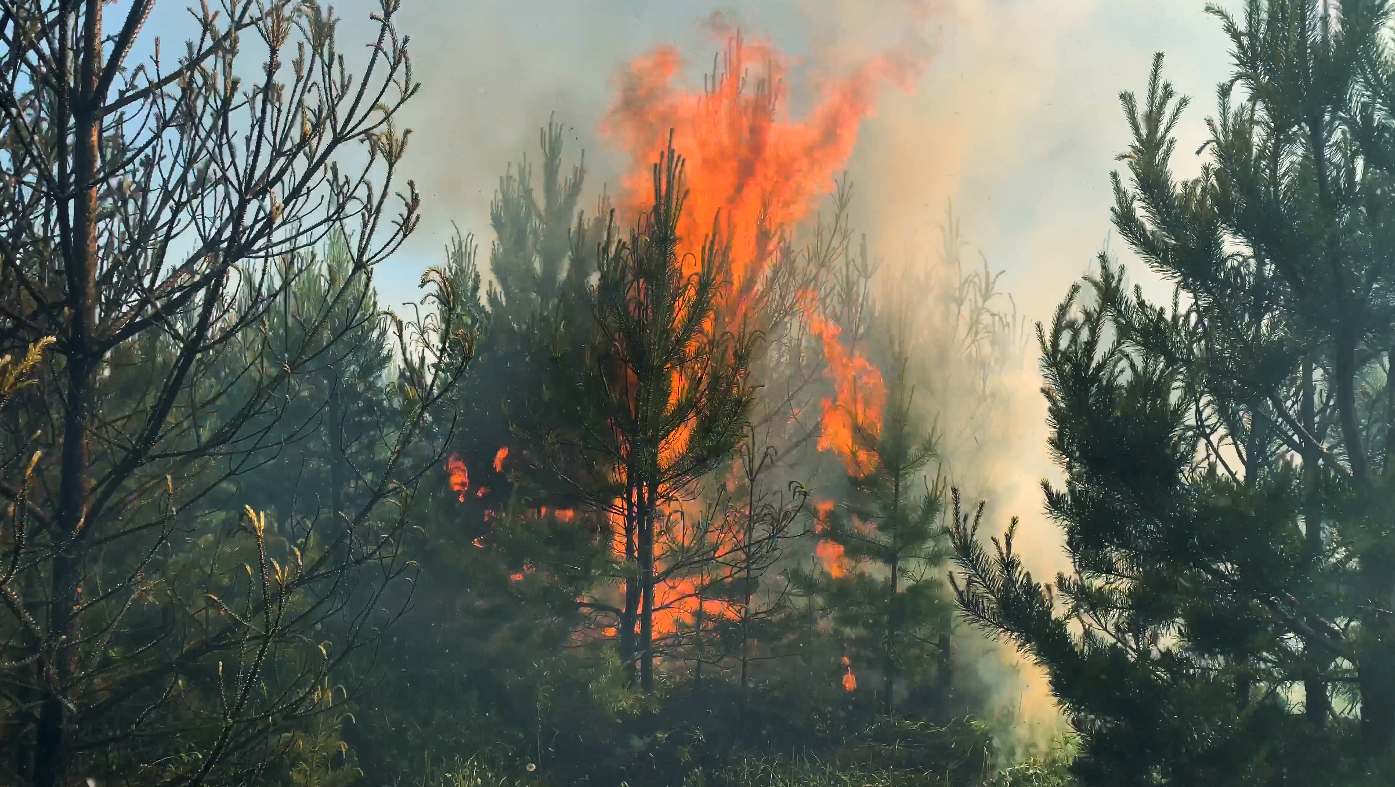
[
  {"left": 16, "top": 0, "right": 1395, "bottom": 783},
  {"left": 128, "top": 0, "right": 1234, "bottom": 753},
  {"left": 350, "top": 0, "right": 1233, "bottom": 736}
]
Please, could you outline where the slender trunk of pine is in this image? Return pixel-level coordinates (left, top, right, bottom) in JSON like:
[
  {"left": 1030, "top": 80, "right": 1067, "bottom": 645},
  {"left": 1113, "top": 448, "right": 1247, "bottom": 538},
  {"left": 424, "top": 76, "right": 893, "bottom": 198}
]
[
  {"left": 693, "top": 581, "right": 704, "bottom": 692},
  {"left": 886, "top": 552, "right": 899, "bottom": 717},
  {"left": 1333, "top": 334, "right": 1395, "bottom": 757},
  {"left": 638, "top": 478, "right": 656, "bottom": 693},
  {"left": 620, "top": 481, "right": 639, "bottom": 686},
  {"left": 1360, "top": 553, "right": 1395, "bottom": 756},
  {"left": 329, "top": 372, "right": 348, "bottom": 561},
  {"left": 738, "top": 483, "right": 756, "bottom": 723},
  {"left": 1301, "top": 359, "right": 1330, "bottom": 725},
  {"left": 884, "top": 460, "right": 905, "bottom": 717},
  {"left": 37, "top": 5, "right": 103, "bottom": 785},
  {"left": 936, "top": 633, "right": 953, "bottom": 713}
]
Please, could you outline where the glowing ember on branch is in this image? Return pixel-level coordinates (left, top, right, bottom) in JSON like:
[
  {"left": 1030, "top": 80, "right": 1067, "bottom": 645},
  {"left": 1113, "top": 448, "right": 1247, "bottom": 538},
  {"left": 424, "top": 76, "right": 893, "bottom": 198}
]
[
  {"left": 603, "top": 26, "right": 924, "bottom": 323},
  {"left": 493, "top": 447, "right": 509, "bottom": 473},
  {"left": 446, "top": 454, "right": 469, "bottom": 502},
  {"left": 804, "top": 302, "right": 885, "bottom": 477},
  {"left": 842, "top": 656, "right": 857, "bottom": 692}
]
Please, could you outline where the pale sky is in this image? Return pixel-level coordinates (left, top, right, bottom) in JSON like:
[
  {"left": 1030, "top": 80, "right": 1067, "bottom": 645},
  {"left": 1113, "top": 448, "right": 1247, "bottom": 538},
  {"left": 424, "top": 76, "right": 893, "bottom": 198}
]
[
  {"left": 134, "top": 0, "right": 1236, "bottom": 318},
  {"left": 366, "top": 0, "right": 1235, "bottom": 319}
]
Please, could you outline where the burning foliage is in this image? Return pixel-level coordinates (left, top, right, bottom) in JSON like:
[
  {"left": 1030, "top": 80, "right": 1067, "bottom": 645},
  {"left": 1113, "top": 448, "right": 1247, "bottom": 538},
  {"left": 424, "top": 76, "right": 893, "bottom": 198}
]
[
  {"left": 805, "top": 303, "right": 886, "bottom": 477},
  {"left": 447, "top": 454, "right": 470, "bottom": 501},
  {"left": 604, "top": 28, "right": 923, "bottom": 325}
]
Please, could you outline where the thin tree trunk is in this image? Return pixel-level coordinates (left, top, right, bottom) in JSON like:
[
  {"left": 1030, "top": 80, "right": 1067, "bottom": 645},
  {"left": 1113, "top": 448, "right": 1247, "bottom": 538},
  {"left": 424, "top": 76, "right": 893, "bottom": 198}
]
[
  {"left": 738, "top": 486, "right": 756, "bottom": 726},
  {"left": 886, "top": 552, "right": 898, "bottom": 717},
  {"left": 620, "top": 481, "right": 639, "bottom": 686},
  {"left": 638, "top": 480, "right": 656, "bottom": 693},
  {"left": 885, "top": 466, "right": 902, "bottom": 717},
  {"left": 936, "top": 632, "right": 953, "bottom": 714},
  {"left": 1360, "top": 553, "right": 1395, "bottom": 757},
  {"left": 693, "top": 581, "right": 704, "bottom": 692},
  {"left": 36, "top": 5, "right": 104, "bottom": 785},
  {"left": 1301, "top": 359, "right": 1330, "bottom": 725},
  {"left": 329, "top": 372, "right": 348, "bottom": 561}
]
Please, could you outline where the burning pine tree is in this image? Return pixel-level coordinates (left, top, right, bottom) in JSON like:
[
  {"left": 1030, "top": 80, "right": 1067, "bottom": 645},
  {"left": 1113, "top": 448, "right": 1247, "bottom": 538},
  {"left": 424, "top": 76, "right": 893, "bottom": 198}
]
[
  {"left": 582, "top": 138, "right": 757, "bottom": 691},
  {"left": 798, "top": 356, "right": 955, "bottom": 715}
]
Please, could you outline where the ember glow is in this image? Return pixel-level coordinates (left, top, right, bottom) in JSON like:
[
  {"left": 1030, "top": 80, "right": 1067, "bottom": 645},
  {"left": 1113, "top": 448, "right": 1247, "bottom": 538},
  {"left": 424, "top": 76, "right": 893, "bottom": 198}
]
[
  {"left": 446, "top": 454, "right": 470, "bottom": 502},
  {"left": 842, "top": 657, "right": 857, "bottom": 692},
  {"left": 805, "top": 303, "right": 885, "bottom": 477},
  {"left": 493, "top": 447, "right": 509, "bottom": 473}
]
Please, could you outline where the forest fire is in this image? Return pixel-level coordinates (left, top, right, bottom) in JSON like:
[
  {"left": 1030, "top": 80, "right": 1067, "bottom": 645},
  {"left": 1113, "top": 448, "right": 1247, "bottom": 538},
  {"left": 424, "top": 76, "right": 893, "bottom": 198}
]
[
  {"left": 493, "top": 447, "right": 509, "bottom": 473},
  {"left": 842, "top": 656, "right": 857, "bottom": 692},
  {"left": 813, "top": 500, "right": 851, "bottom": 577},
  {"left": 603, "top": 27, "right": 921, "bottom": 324},
  {"left": 446, "top": 454, "right": 470, "bottom": 502},
  {"left": 805, "top": 304, "right": 885, "bottom": 477},
  {"left": 595, "top": 21, "right": 921, "bottom": 655}
]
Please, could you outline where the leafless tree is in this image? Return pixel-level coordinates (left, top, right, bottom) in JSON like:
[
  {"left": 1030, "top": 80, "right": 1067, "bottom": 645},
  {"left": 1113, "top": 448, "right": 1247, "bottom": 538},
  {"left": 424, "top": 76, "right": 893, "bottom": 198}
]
[{"left": 0, "top": 1, "right": 471, "bottom": 784}]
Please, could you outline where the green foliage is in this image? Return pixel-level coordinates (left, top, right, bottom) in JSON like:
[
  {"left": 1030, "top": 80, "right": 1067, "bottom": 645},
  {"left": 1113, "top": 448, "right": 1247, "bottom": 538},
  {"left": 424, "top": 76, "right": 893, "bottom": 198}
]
[
  {"left": 797, "top": 361, "right": 955, "bottom": 715},
  {"left": 950, "top": 3, "right": 1395, "bottom": 784},
  {"left": 286, "top": 687, "right": 363, "bottom": 787},
  {"left": 579, "top": 141, "right": 758, "bottom": 690}
]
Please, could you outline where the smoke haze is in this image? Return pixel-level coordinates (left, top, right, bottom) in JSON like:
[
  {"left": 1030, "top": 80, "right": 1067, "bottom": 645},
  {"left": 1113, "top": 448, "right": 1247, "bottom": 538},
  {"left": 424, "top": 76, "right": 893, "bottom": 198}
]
[
  {"left": 133, "top": 0, "right": 1239, "bottom": 745},
  {"left": 363, "top": 0, "right": 1238, "bottom": 741}
]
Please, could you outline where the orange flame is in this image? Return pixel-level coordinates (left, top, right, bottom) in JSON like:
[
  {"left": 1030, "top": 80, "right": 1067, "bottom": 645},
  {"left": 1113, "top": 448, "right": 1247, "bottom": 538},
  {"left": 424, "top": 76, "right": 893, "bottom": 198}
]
[
  {"left": 842, "top": 656, "right": 857, "bottom": 692},
  {"left": 446, "top": 454, "right": 469, "bottom": 502},
  {"left": 603, "top": 30, "right": 923, "bottom": 324},
  {"left": 804, "top": 302, "right": 885, "bottom": 477},
  {"left": 509, "top": 561, "right": 535, "bottom": 583},
  {"left": 814, "top": 499, "right": 852, "bottom": 578},
  {"left": 591, "top": 17, "right": 929, "bottom": 648},
  {"left": 493, "top": 447, "right": 509, "bottom": 473}
]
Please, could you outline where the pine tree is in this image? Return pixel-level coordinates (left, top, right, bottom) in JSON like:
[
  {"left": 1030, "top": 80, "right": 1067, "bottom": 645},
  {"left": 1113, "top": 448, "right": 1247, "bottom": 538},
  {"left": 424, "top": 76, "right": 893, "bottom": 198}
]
[
  {"left": 798, "top": 357, "right": 953, "bottom": 715},
  {"left": 231, "top": 234, "right": 396, "bottom": 555},
  {"left": 580, "top": 138, "right": 756, "bottom": 692},
  {"left": 949, "top": 4, "right": 1395, "bottom": 782}
]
